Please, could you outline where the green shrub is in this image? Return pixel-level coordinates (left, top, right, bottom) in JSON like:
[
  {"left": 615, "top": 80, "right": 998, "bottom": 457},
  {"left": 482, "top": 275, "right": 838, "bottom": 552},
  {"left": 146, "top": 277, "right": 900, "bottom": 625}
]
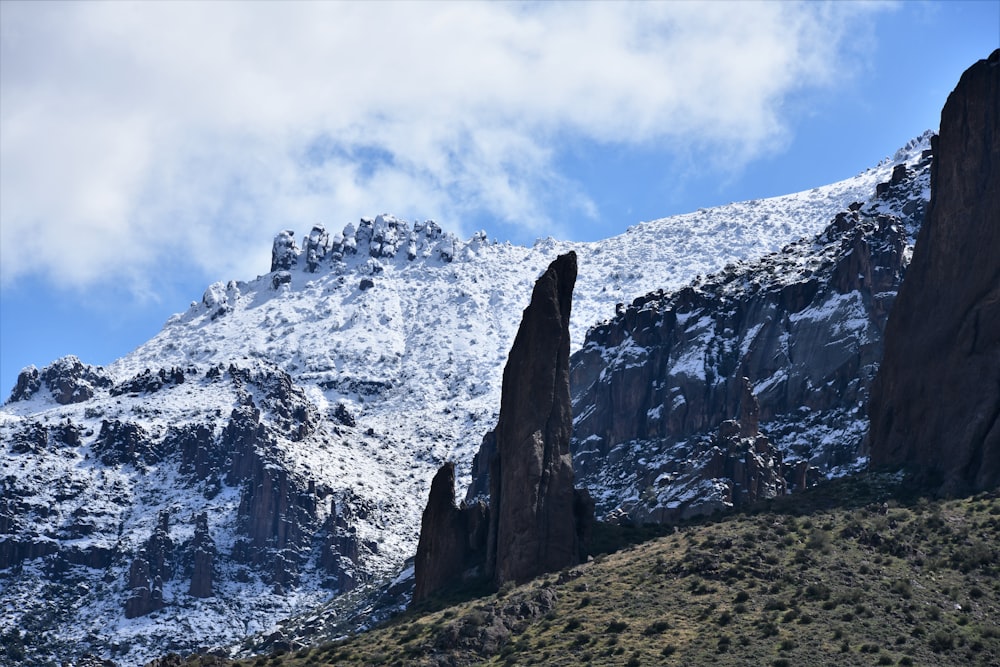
[
  {"left": 642, "top": 620, "right": 670, "bottom": 635},
  {"left": 605, "top": 620, "right": 629, "bottom": 634},
  {"left": 929, "top": 631, "right": 954, "bottom": 652}
]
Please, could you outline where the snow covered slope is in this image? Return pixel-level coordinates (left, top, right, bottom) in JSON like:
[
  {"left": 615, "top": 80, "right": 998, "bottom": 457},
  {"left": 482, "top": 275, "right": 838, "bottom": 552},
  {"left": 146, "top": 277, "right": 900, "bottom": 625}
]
[{"left": 0, "top": 134, "right": 931, "bottom": 665}]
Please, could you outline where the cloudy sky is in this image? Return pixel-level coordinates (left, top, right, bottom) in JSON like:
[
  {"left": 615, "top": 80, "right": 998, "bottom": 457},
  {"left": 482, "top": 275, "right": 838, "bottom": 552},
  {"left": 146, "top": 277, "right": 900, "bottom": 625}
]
[{"left": 1, "top": 1, "right": 997, "bottom": 394}]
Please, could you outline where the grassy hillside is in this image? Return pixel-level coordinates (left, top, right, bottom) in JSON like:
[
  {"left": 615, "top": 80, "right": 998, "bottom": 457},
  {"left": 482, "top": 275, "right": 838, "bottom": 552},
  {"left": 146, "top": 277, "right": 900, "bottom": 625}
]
[{"left": 155, "top": 474, "right": 1000, "bottom": 666}]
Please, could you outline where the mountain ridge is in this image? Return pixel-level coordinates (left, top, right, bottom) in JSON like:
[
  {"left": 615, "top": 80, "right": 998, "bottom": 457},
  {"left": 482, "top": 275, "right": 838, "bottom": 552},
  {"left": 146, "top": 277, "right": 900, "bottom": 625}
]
[{"left": 0, "top": 133, "right": 932, "bottom": 666}]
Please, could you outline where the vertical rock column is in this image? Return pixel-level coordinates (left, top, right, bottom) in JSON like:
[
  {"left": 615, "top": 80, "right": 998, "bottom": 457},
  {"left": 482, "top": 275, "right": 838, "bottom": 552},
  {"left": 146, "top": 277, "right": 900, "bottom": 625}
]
[
  {"left": 412, "top": 463, "right": 488, "bottom": 604},
  {"left": 411, "top": 252, "right": 591, "bottom": 603},
  {"left": 488, "top": 252, "right": 581, "bottom": 586},
  {"left": 189, "top": 512, "right": 215, "bottom": 598}
]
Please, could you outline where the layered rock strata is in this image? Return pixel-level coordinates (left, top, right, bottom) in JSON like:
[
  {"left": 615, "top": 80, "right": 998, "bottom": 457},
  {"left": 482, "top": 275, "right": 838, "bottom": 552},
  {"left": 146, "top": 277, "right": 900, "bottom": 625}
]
[{"left": 870, "top": 50, "right": 1000, "bottom": 493}]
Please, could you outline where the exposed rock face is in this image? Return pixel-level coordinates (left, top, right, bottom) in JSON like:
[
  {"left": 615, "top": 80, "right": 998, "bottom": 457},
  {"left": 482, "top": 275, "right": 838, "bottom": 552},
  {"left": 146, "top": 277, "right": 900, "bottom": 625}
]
[
  {"left": 304, "top": 225, "right": 331, "bottom": 272},
  {"left": 125, "top": 511, "right": 173, "bottom": 618},
  {"left": 870, "top": 50, "right": 1000, "bottom": 494},
  {"left": 319, "top": 496, "right": 362, "bottom": 592},
  {"left": 271, "top": 229, "right": 299, "bottom": 272},
  {"left": 125, "top": 555, "right": 161, "bottom": 619},
  {"left": 412, "top": 463, "right": 489, "bottom": 605},
  {"left": 94, "top": 419, "right": 160, "bottom": 468},
  {"left": 7, "top": 356, "right": 112, "bottom": 405},
  {"left": 566, "top": 146, "right": 931, "bottom": 521},
  {"left": 267, "top": 214, "right": 456, "bottom": 276},
  {"left": 188, "top": 512, "right": 214, "bottom": 598},
  {"left": 487, "top": 252, "right": 582, "bottom": 586}
]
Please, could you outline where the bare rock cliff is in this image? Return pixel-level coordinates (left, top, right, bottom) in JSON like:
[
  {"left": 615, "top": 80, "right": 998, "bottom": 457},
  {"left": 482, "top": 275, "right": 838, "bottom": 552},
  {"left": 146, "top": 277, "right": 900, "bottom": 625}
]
[
  {"left": 411, "top": 463, "right": 488, "bottom": 605},
  {"left": 869, "top": 50, "right": 1000, "bottom": 493}
]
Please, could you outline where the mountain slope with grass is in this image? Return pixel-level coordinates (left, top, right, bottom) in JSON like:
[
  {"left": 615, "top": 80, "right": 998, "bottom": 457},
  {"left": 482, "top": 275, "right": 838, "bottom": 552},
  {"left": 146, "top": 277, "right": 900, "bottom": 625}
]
[{"left": 146, "top": 475, "right": 1000, "bottom": 667}]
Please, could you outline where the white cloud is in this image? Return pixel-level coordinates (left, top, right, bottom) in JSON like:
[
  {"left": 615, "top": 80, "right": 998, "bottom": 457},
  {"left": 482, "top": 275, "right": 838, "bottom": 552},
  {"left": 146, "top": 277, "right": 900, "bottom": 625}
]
[{"left": 0, "top": 0, "right": 885, "bottom": 289}]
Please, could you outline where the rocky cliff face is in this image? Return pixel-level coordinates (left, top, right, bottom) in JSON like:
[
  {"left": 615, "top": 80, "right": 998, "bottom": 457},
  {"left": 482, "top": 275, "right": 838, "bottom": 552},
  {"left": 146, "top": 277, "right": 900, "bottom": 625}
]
[
  {"left": 869, "top": 50, "right": 1000, "bottom": 494},
  {"left": 568, "top": 142, "right": 932, "bottom": 520},
  {"left": 0, "top": 358, "right": 372, "bottom": 661},
  {"left": 8, "top": 356, "right": 112, "bottom": 405}
]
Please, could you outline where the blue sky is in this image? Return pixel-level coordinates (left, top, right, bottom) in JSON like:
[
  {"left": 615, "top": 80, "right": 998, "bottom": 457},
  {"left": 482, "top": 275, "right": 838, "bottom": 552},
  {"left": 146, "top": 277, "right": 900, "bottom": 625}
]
[{"left": 1, "top": 1, "right": 998, "bottom": 395}]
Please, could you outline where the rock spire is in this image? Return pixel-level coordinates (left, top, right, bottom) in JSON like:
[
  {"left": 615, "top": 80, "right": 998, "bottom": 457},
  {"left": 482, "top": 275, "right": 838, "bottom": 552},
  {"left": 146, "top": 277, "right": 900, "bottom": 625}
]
[
  {"left": 412, "top": 252, "right": 591, "bottom": 604},
  {"left": 486, "top": 251, "right": 583, "bottom": 585}
]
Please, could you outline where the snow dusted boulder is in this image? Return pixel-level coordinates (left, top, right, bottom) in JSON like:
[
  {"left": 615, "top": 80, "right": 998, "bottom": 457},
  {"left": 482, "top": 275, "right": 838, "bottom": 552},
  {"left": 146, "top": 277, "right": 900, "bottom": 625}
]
[
  {"left": 7, "top": 365, "right": 41, "bottom": 402},
  {"left": 305, "top": 225, "right": 331, "bottom": 272},
  {"left": 371, "top": 214, "right": 406, "bottom": 258},
  {"left": 356, "top": 217, "right": 375, "bottom": 250},
  {"left": 201, "top": 280, "right": 241, "bottom": 319},
  {"left": 7, "top": 355, "right": 112, "bottom": 405},
  {"left": 341, "top": 222, "right": 358, "bottom": 255},
  {"left": 270, "top": 229, "right": 299, "bottom": 272}
]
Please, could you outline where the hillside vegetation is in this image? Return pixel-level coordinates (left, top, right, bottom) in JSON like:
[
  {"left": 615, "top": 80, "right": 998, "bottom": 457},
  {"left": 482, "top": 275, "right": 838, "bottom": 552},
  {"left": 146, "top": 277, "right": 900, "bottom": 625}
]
[{"left": 149, "top": 474, "right": 1000, "bottom": 667}]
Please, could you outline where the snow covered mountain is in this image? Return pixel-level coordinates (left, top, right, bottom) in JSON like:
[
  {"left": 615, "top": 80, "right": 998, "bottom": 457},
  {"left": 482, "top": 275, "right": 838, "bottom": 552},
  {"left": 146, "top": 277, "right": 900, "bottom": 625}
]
[
  {"left": 567, "top": 142, "right": 932, "bottom": 523},
  {"left": 0, "top": 133, "right": 930, "bottom": 665}
]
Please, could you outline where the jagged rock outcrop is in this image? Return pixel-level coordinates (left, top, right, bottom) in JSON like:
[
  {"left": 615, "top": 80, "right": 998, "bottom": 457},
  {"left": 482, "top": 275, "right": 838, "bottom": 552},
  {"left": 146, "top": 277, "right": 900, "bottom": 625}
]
[
  {"left": 318, "top": 496, "right": 362, "bottom": 591},
  {"left": 304, "top": 224, "right": 331, "bottom": 272},
  {"left": 412, "top": 463, "right": 489, "bottom": 605},
  {"left": 870, "top": 50, "right": 1000, "bottom": 494},
  {"left": 711, "top": 380, "right": 786, "bottom": 506},
  {"left": 414, "top": 252, "right": 590, "bottom": 601},
  {"left": 566, "top": 145, "right": 932, "bottom": 521},
  {"left": 267, "top": 214, "right": 457, "bottom": 276},
  {"left": 110, "top": 367, "right": 187, "bottom": 396},
  {"left": 94, "top": 419, "right": 161, "bottom": 468},
  {"left": 125, "top": 556, "right": 162, "bottom": 619},
  {"left": 125, "top": 511, "right": 173, "bottom": 618},
  {"left": 7, "top": 356, "right": 112, "bottom": 405},
  {"left": 271, "top": 229, "right": 299, "bottom": 272},
  {"left": 487, "top": 252, "right": 585, "bottom": 586},
  {"left": 188, "top": 512, "right": 215, "bottom": 598}
]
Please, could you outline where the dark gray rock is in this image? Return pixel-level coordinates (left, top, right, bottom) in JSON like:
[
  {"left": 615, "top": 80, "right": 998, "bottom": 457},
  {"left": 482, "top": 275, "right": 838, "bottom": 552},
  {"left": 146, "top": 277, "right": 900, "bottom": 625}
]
[
  {"left": 487, "top": 252, "right": 585, "bottom": 586},
  {"left": 189, "top": 512, "right": 214, "bottom": 598},
  {"left": 7, "top": 366, "right": 40, "bottom": 402},
  {"left": 7, "top": 356, "right": 112, "bottom": 405},
  {"left": 870, "top": 50, "right": 1000, "bottom": 494},
  {"left": 412, "top": 463, "right": 489, "bottom": 605},
  {"left": 94, "top": 419, "right": 161, "bottom": 468},
  {"left": 561, "top": 144, "right": 932, "bottom": 522},
  {"left": 318, "top": 495, "right": 360, "bottom": 592},
  {"left": 270, "top": 229, "right": 299, "bottom": 272},
  {"left": 416, "top": 252, "right": 590, "bottom": 601}
]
